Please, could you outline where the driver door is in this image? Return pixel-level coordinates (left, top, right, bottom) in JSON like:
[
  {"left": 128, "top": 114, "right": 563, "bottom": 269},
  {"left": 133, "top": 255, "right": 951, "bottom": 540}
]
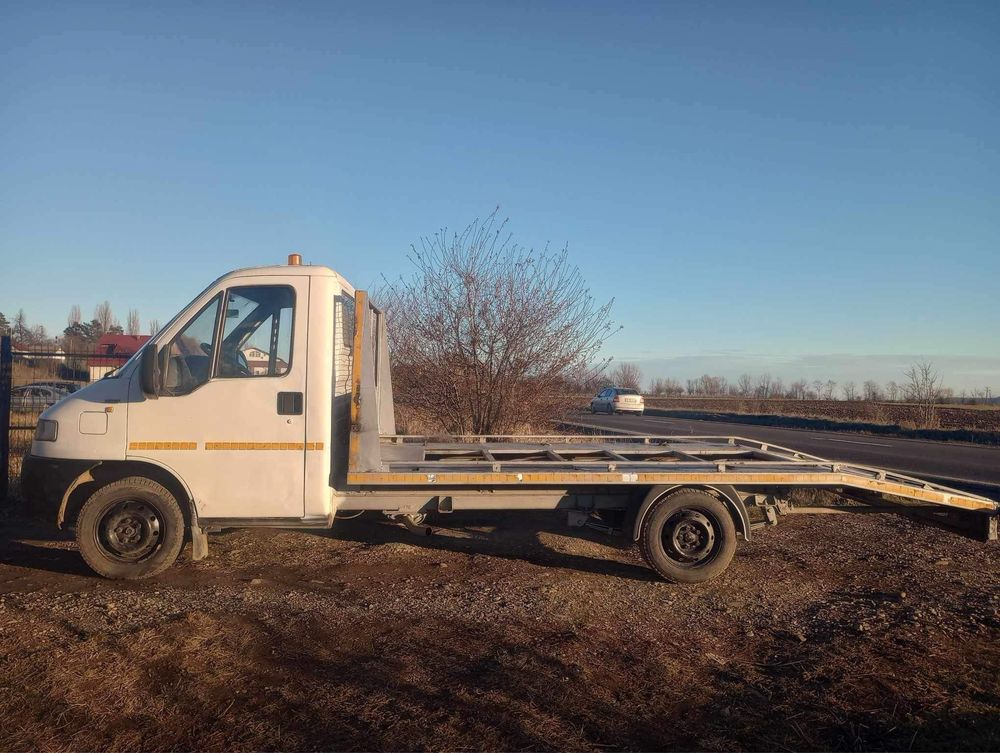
[{"left": 127, "top": 276, "right": 308, "bottom": 520}]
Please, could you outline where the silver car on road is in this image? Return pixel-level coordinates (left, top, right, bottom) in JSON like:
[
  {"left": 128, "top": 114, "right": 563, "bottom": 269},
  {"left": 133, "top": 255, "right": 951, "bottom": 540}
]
[{"left": 590, "top": 387, "right": 645, "bottom": 415}]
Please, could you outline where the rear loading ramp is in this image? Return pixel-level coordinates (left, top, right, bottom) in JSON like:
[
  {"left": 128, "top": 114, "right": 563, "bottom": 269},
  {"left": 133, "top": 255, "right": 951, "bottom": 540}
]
[{"left": 344, "top": 291, "right": 998, "bottom": 526}]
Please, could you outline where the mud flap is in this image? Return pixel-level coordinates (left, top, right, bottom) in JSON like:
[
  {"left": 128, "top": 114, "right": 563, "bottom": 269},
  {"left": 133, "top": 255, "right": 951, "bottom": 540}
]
[{"left": 190, "top": 526, "right": 209, "bottom": 561}]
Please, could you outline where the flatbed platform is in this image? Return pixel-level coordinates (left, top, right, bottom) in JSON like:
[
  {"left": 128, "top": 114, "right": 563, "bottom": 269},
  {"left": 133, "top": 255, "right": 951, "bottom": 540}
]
[{"left": 347, "top": 433, "right": 998, "bottom": 513}]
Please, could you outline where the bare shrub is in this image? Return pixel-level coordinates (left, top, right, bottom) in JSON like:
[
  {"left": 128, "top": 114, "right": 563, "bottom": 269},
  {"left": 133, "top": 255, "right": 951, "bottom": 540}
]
[
  {"left": 863, "top": 380, "right": 883, "bottom": 402},
  {"left": 687, "top": 374, "right": 728, "bottom": 396},
  {"left": 608, "top": 362, "right": 642, "bottom": 391},
  {"left": 841, "top": 381, "right": 858, "bottom": 401},
  {"left": 648, "top": 377, "right": 684, "bottom": 396},
  {"left": 904, "top": 361, "right": 942, "bottom": 428},
  {"left": 377, "top": 210, "right": 617, "bottom": 434}
]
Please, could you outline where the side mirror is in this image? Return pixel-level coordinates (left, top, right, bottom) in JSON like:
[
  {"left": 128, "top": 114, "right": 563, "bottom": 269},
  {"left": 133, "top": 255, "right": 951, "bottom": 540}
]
[{"left": 140, "top": 344, "right": 160, "bottom": 398}]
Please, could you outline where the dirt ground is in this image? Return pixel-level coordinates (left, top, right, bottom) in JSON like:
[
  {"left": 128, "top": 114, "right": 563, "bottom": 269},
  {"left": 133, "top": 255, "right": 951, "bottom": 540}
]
[{"left": 0, "top": 507, "right": 998, "bottom": 752}]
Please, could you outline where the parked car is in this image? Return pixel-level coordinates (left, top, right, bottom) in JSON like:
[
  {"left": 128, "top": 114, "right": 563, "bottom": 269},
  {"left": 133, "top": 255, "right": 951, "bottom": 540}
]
[
  {"left": 10, "top": 385, "right": 68, "bottom": 411},
  {"left": 590, "top": 387, "right": 644, "bottom": 415},
  {"left": 29, "top": 380, "right": 82, "bottom": 394}
]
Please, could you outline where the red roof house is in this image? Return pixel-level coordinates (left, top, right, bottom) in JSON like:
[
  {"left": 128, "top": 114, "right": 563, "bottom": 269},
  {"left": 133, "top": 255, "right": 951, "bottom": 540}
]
[{"left": 88, "top": 335, "right": 151, "bottom": 378}]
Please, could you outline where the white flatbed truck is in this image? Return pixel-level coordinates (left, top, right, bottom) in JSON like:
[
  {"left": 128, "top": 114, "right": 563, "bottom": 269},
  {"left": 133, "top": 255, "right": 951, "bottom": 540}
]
[{"left": 21, "top": 256, "right": 998, "bottom": 582}]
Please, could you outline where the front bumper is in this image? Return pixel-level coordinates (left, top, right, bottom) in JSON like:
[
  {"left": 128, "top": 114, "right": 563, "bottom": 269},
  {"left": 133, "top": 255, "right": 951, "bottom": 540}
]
[{"left": 19, "top": 454, "right": 99, "bottom": 523}]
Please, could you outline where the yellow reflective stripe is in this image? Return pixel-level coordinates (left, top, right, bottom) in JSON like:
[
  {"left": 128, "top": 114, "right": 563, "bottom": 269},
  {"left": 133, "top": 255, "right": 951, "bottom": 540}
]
[
  {"left": 128, "top": 441, "right": 197, "bottom": 451},
  {"left": 128, "top": 441, "right": 324, "bottom": 451},
  {"left": 204, "top": 442, "right": 324, "bottom": 451}
]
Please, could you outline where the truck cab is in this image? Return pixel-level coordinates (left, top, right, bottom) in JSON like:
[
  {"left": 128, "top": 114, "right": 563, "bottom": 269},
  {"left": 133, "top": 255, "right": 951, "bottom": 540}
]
[{"left": 23, "top": 258, "right": 360, "bottom": 574}]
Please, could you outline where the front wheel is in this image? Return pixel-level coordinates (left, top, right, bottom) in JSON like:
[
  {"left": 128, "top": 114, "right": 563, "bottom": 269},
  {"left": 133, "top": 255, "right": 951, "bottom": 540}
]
[
  {"left": 76, "top": 476, "right": 185, "bottom": 579},
  {"left": 639, "top": 490, "right": 736, "bottom": 583}
]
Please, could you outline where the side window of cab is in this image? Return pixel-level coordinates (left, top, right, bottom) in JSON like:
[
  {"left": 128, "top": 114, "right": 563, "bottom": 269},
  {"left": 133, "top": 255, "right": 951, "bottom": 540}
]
[{"left": 216, "top": 286, "right": 295, "bottom": 378}]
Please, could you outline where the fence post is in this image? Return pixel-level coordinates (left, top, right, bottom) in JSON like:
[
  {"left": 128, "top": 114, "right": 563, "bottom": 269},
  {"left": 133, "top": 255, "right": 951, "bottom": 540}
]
[{"left": 0, "top": 335, "right": 11, "bottom": 501}]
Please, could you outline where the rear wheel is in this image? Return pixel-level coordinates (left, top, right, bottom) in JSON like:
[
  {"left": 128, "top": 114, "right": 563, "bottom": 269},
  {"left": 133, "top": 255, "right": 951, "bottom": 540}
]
[
  {"left": 76, "top": 476, "right": 185, "bottom": 579},
  {"left": 639, "top": 490, "right": 736, "bottom": 583}
]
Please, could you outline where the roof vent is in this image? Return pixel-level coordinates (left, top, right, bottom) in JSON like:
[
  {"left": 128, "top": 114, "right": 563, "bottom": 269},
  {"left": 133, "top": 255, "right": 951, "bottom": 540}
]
[{"left": 287, "top": 253, "right": 302, "bottom": 266}]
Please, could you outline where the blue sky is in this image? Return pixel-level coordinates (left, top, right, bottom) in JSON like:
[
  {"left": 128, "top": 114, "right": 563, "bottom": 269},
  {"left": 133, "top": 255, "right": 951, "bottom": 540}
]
[{"left": 2, "top": 1, "right": 998, "bottom": 391}]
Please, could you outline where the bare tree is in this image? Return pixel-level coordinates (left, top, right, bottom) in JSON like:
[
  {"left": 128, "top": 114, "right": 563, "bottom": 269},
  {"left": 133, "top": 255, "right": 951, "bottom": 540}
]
[
  {"left": 971, "top": 386, "right": 993, "bottom": 402},
  {"left": 841, "top": 381, "right": 857, "bottom": 401},
  {"left": 884, "top": 381, "right": 900, "bottom": 402},
  {"left": 30, "top": 324, "right": 48, "bottom": 345},
  {"left": 811, "top": 380, "right": 824, "bottom": 400},
  {"left": 904, "top": 361, "right": 942, "bottom": 427},
  {"left": 94, "top": 301, "right": 114, "bottom": 333},
  {"left": 736, "top": 373, "right": 754, "bottom": 397},
  {"left": 648, "top": 377, "right": 684, "bottom": 396},
  {"left": 824, "top": 380, "right": 837, "bottom": 400},
  {"left": 609, "top": 362, "right": 643, "bottom": 391},
  {"left": 126, "top": 309, "right": 141, "bottom": 336},
  {"left": 148, "top": 319, "right": 161, "bottom": 336},
  {"left": 687, "top": 374, "right": 728, "bottom": 396},
  {"left": 663, "top": 379, "right": 684, "bottom": 395},
  {"left": 863, "top": 380, "right": 883, "bottom": 402},
  {"left": 68, "top": 304, "right": 81, "bottom": 327},
  {"left": 771, "top": 376, "right": 784, "bottom": 399},
  {"left": 376, "top": 210, "right": 618, "bottom": 434},
  {"left": 788, "top": 379, "right": 809, "bottom": 400},
  {"left": 755, "top": 374, "right": 775, "bottom": 399},
  {"left": 12, "top": 309, "right": 28, "bottom": 343}
]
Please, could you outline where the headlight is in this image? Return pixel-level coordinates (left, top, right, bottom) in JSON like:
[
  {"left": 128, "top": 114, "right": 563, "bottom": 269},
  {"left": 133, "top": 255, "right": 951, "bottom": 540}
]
[{"left": 35, "top": 420, "right": 58, "bottom": 442}]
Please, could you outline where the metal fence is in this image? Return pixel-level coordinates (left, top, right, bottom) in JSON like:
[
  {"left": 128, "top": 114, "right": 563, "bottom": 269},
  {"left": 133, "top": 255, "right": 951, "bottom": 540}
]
[{"left": 1, "top": 336, "right": 138, "bottom": 501}]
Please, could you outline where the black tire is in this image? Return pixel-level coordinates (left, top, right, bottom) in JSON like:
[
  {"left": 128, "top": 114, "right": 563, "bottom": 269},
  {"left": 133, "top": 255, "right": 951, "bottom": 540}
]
[
  {"left": 639, "top": 489, "right": 737, "bottom": 584},
  {"left": 76, "top": 476, "right": 185, "bottom": 579}
]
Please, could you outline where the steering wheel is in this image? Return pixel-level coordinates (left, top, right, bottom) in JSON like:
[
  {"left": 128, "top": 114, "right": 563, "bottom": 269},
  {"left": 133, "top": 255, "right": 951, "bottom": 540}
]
[{"left": 202, "top": 341, "right": 252, "bottom": 377}]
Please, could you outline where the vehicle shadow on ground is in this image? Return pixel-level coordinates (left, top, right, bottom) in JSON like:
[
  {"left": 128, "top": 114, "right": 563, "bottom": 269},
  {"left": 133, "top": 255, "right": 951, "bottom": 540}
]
[
  {"left": 315, "top": 511, "right": 658, "bottom": 582},
  {"left": 0, "top": 517, "right": 91, "bottom": 577}
]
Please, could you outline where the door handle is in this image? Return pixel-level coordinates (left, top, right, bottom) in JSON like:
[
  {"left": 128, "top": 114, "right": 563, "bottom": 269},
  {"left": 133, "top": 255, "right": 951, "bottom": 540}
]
[{"left": 277, "top": 392, "right": 303, "bottom": 415}]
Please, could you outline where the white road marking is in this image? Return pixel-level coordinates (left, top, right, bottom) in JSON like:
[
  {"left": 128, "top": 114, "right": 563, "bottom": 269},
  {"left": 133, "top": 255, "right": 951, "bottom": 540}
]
[{"left": 810, "top": 437, "right": 892, "bottom": 448}]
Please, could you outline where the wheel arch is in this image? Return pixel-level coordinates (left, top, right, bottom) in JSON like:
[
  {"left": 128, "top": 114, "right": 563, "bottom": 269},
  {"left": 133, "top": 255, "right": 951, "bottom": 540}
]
[
  {"left": 58, "top": 459, "right": 197, "bottom": 529},
  {"left": 632, "top": 484, "right": 751, "bottom": 542}
]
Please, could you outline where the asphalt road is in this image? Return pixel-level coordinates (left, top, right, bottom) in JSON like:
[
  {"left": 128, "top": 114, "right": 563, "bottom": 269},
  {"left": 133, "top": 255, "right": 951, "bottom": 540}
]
[{"left": 568, "top": 411, "right": 1000, "bottom": 492}]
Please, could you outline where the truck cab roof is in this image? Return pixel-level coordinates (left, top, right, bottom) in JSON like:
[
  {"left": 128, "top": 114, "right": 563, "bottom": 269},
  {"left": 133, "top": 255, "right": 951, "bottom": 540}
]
[{"left": 213, "top": 262, "right": 355, "bottom": 296}]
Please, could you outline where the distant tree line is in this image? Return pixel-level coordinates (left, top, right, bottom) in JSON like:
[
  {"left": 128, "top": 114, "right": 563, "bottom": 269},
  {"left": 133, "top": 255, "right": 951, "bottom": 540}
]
[
  {"left": 585, "top": 361, "right": 994, "bottom": 406},
  {"left": 0, "top": 303, "right": 160, "bottom": 351}
]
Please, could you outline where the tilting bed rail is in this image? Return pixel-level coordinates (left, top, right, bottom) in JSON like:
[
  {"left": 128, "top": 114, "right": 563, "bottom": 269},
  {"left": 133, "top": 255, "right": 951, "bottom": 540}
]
[{"left": 347, "top": 432, "right": 997, "bottom": 514}]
